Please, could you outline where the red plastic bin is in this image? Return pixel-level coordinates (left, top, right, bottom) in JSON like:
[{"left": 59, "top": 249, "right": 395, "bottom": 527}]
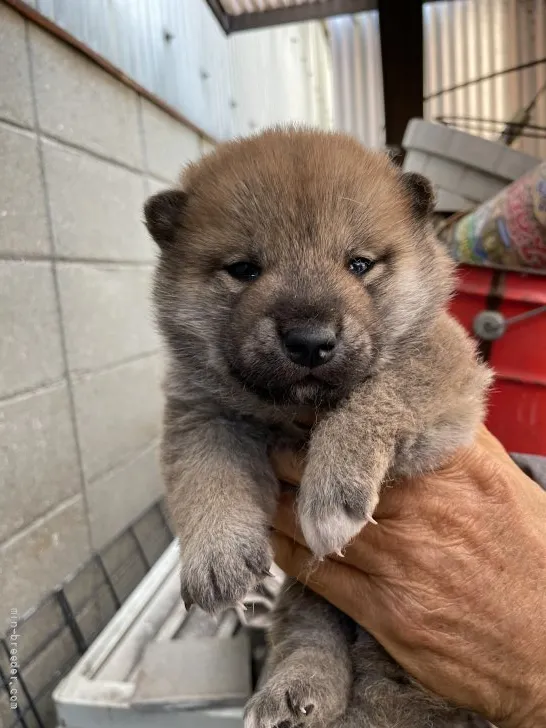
[{"left": 449, "top": 264, "right": 546, "bottom": 456}]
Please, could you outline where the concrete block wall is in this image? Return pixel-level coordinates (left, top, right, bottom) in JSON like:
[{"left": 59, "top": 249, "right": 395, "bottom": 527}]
[{"left": 0, "top": 2, "right": 211, "bottom": 620}]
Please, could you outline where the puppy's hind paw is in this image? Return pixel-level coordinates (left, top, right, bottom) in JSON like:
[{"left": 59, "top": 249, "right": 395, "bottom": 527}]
[{"left": 244, "top": 682, "right": 317, "bottom": 728}]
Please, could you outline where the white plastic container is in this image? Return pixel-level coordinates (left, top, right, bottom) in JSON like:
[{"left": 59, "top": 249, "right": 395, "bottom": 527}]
[
  {"left": 53, "top": 541, "right": 284, "bottom": 728},
  {"left": 402, "top": 119, "right": 539, "bottom": 213}
]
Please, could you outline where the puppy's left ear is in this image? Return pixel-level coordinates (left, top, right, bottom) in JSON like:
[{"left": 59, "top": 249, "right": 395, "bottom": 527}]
[
  {"left": 144, "top": 189, "right": 188, "bottom": 250},
  {"left": 400, "top": 172, "right": 435, "bottom": 220}
]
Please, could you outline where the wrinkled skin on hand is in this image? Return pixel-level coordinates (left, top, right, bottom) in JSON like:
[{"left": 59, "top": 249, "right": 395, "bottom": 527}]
[{"left": 270, "top": 426, "right": 546, "bottom": 728}]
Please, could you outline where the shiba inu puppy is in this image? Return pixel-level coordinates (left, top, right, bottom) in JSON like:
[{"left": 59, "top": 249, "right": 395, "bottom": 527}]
[{"left": 145, "top": 127, "right": 491, "bottom": 728}]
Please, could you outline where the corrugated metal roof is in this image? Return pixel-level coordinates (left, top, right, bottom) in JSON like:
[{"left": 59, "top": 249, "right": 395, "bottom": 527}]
[
  {"left": 220, "top": 0, "right": 326, "bottom": 14},
  {"left": 207, "top": 0, "right": 378, "bottom": 33}
]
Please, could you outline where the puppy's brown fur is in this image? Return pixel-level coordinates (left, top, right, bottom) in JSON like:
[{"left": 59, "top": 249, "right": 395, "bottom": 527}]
[{"left": 145, "top": 127, "right": 492, "bottom": 728}]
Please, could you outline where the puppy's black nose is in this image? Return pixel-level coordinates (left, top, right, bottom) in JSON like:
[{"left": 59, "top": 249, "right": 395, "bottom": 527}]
[{"left": 283, "top": 326, "right": 337, "bottom": 368}]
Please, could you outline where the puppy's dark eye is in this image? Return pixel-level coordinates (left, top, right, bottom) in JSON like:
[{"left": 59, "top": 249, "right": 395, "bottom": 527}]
[
  {"left": 225, "top": 261, "right": 261, "bottom": 281},
  {"left": 348, "top": 257, "right": 375, "bottom": 276}
]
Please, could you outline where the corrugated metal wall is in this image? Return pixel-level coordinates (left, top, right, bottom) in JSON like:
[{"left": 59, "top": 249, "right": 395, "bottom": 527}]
[
  {"left": 27, "top": 0, "right": 333, "bottom": 140},
  {"left": 328, "top": 11, "right": 385, "bottom": 148},
  {"left": 329, "top": 0, "right": 546, "bottom": 157},
  {"left": 424, "top": 0, "right": 546, "bottom": 158}
]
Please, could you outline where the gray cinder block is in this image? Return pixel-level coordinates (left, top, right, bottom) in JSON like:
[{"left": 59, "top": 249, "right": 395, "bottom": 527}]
[
  {"left": 0, "top": 5, "right": 34, "bottom": 128},
  {"left": 56, "top": 263, "right": 159, "bottom": 372},
  {"left": 30, "top": 25, "right": 142, "bottom": 168},
  {"left": 43, "top": 140, "right": 154, "bottom": 262},
  {"left": 0, "top": 383, "right": 80, "bottom": 542},
  {"left": 0, "top": 261, "right": 64, "bottom": 397},
  {"left": 140, "top": 99, "right": 202, "bottom": 182},
  {"left": 0, "top": 125, "right": 50, "bottom": 256},
  {"left": 72, "top": 354, "right": 162, "bottom": 482}
]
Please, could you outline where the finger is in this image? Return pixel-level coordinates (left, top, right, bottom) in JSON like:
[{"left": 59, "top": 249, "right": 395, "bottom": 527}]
[
  {"left": 476, "top": 424, "right": 511, "bottom": 460},
  {"left": 449, "top": 425, "right": 512, "bottom": 474},
  {"left": 271, "top": 532, "right": 397, "bottom": 648},
  {"left": 273, "top": 485, "right": 407, "bottom": 572},
  {"left": 273, "top": 491, "right": 303, "bottom": 540},
  {"left": 449, "top": 425, "right": 527, "bottom": 494},
  {"left": 273, "top": 488, "right": 382, "bottom": 547},
  {"left": 271, "top": 531, "right": 373, "bottom": 620},
  {"left": 270, "top": 448, "right": 305, "bottom": 486},
  {"left": 271, "top": 509, "right": 393, "bottom": 575},
  {"left": 272, "top": 492, "right": 359, "bottom": 565}
]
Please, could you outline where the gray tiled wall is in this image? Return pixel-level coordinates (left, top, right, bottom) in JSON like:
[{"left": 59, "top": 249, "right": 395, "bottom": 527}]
[{"left": 0, "top": 1, "right": 212, "bottom": 620}]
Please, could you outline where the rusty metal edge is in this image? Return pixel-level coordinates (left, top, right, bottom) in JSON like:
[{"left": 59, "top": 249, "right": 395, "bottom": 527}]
[{"left": 3, "top": 0, "right": 218, "bottom": 145}]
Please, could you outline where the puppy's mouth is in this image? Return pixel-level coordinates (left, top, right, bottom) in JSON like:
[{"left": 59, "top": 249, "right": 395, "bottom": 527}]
[
  {"left": 288, "top": 375, "right": 339, "bottom": 405},
  {"left": 228, "top": 362, "right": 361, "bottom": 408},
  {"left": 225, "top": 328, "right": 375, "bottom": 408}
]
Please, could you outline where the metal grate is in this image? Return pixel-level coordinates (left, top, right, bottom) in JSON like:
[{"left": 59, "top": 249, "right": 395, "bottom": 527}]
[{"left": 1, "top": 501, "right": 173, "bottom": 728}]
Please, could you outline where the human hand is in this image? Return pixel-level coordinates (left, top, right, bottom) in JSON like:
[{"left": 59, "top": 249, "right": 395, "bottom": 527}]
[{"left": 270, "top": 426, "right": 546, "bottom": 728}]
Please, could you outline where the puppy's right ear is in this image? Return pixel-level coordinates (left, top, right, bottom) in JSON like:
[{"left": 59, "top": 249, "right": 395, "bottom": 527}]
[{"left": 143, "top": 189, "right": 187, "bottom": 249}]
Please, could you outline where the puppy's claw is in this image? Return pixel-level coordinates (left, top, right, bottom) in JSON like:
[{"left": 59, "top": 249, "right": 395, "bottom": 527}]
[
  {"left": 181, "top": 588, "right": 195, "bottom": 612},
  {"left": 366, "top": 515, "right": 378, "bottom": 525}
]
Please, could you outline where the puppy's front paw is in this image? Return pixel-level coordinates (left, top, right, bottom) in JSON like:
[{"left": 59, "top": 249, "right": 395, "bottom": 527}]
[
  {"left": 179, "top": 527, "right": 272, "bottom": 613},
  {"left": 298, "top": 456, "right": 380, "bottom": 558}
]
